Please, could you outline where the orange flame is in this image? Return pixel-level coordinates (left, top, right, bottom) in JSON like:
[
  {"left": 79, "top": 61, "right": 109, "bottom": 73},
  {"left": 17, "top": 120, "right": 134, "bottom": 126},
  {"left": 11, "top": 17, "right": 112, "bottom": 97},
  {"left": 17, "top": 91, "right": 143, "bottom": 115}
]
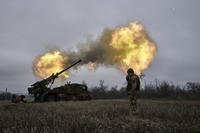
[
  {"left": 110, "top": 22, "right": 157, "bottom": 75},
  {"left": 33, "top": 51, "right": 68, "bottom": 79}
]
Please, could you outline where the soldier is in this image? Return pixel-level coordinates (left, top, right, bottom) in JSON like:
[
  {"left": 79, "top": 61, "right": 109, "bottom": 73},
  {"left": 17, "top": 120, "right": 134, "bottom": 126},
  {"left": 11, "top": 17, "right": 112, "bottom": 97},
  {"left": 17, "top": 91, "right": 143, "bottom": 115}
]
[
  {"left": 126, "top": 68, "right": 140, "bottom": 115},
  {"left": 11, "top": 95, "right": 26, "bottom": 103}
]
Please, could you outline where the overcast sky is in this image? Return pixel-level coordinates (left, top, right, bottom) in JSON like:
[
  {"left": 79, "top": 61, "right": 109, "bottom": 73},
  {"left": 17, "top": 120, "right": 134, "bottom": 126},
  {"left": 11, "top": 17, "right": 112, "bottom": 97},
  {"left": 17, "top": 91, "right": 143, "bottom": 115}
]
[{"left": 0, "top": 0, "right": 200, "bottom": 93}]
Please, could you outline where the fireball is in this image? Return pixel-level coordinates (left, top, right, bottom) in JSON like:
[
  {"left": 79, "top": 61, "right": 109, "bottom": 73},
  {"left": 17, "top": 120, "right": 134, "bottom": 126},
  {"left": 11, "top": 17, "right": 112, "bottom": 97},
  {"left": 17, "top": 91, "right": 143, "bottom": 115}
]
[
  {"left": 110, "top": 22, "right": 157, "bottom": 75},
  {"left": 33, "top": 51, "right": 68, "bottom": 79}
]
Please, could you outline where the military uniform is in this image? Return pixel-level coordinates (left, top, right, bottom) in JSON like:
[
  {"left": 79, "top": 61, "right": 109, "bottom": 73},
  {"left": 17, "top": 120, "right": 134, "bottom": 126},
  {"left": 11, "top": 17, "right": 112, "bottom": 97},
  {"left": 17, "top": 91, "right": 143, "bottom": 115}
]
[
  {"left": 126, "top": 68, "right": 140, "bottom": 114},
  {"left": 11, "top": 95, "right": 26, "bottom": 103}
]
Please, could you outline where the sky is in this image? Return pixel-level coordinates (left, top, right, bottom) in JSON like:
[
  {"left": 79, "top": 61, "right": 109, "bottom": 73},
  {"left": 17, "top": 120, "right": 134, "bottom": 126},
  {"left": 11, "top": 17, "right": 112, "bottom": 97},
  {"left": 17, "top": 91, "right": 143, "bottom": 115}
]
[{"left": 0, "top": 0, "right": 200, "bottom": 93}]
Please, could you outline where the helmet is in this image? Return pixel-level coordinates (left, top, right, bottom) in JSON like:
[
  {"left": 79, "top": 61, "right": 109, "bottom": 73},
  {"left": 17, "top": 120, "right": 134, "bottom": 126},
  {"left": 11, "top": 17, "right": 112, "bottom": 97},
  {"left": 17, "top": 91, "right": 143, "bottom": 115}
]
[{"left": 127, "top": 68, "right": 134, "bottom": 74}]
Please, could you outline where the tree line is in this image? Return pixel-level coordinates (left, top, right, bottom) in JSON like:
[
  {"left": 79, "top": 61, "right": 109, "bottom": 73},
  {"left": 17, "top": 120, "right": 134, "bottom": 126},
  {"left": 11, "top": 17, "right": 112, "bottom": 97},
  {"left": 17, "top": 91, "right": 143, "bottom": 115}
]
[
  {"left": 1, "top": 80, "right": 200, "bottom": 100},
  {"left": 89, "top": 80, "right": 200, "bottom": 100},
  {"left": 0, "top": 91, "right": 12, "bottom": 100}
]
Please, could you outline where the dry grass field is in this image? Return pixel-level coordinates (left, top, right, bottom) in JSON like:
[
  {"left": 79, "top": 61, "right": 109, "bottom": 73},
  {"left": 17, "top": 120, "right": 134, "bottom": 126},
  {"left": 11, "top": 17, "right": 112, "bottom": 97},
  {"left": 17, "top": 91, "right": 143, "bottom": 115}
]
[{"left": 0, "top": 99, "right": 200, "bottom": 133}]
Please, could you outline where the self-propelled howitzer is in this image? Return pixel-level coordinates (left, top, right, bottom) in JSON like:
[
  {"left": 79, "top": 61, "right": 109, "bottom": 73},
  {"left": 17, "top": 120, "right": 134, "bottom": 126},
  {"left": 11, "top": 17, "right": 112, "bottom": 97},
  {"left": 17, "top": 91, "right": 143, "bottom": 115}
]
[{"left": 28, "top": 59, "right": 91, "bottom": 102}]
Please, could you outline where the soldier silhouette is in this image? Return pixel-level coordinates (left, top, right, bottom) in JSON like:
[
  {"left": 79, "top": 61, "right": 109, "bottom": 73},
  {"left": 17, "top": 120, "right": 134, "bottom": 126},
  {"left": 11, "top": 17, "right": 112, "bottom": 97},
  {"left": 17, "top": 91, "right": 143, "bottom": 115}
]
[{"left": 126, "top": 68, "right": 140, "bottom": 115}]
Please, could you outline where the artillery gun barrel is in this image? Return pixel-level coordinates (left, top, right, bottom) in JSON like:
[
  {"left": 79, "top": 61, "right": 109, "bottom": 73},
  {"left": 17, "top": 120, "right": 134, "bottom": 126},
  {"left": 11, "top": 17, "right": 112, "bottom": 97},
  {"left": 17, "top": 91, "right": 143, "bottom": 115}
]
[
  {"left": 30, "top": 59, "right": 82, "bottom": 87},
  {"left": 56, "top": 59, "right": 82, "bottom": 75}
]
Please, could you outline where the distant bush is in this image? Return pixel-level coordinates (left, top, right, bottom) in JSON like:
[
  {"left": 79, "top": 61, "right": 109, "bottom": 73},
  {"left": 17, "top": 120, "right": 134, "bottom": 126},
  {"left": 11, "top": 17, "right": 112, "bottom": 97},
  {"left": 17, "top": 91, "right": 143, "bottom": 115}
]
[
  {"left": 0, "top": 91, "right": 12, "bottom": 100},
  {"left": 89, "top": 80, "right": 200, "bottom": 100},
  {"left": 140, "top": 81, "right": 200, "bottom": 100},
  {"left": 90, "top": 80, "right": 127, "bottom": 99}
]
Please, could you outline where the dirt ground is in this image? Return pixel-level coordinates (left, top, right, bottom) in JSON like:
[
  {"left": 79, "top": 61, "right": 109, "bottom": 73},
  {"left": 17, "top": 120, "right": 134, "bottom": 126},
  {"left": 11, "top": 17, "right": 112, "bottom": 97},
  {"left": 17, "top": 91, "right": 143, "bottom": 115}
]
[{"left": 0, "top": 99, "right": 200, "bottom": 133}]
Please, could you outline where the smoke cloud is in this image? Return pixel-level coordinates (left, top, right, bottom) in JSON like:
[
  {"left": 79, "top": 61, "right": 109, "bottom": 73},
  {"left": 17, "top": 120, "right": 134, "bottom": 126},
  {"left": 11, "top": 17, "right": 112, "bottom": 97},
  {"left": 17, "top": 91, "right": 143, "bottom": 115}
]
[{"left": 33, "top": 21, "right": 157, "bottom": 79}]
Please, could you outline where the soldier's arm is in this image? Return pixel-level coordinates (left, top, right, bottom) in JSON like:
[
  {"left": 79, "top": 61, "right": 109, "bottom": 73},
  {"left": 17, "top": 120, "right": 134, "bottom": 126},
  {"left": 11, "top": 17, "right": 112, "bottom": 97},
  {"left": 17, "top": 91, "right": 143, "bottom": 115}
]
[
  {"left": 136, "top": 75, "right": 140, "bottom": 91},
  {"left": 126, "top": 75, "right": 129, "bottom": 81}
]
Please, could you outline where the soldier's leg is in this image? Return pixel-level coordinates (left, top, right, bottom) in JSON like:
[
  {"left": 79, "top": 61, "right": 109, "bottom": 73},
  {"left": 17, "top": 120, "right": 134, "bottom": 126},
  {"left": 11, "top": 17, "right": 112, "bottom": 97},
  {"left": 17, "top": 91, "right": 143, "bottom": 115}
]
[
  {"left": 129, "top": 93, "right": 138, "bottom": 115},
  {"left": 128, "top": 94, "right": 135, "bottom": 113},
  {"left": 132, "top": 94, "right": 137, "bottom": 112}
]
